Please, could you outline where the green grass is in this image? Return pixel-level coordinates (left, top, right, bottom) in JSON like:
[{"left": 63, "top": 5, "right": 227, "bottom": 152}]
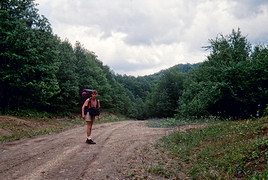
[
  {"left": 147, "top": 165, "right": 176, "bottom": 178},
  {"left": 153, "top": 117, "right": 268, "bottom": 179},
  {"left": 146, "top": 118, "right": 185, "bottom": 128},
  {"left": 146, "top": 116, "right": 221, "bottom": 128},
  {"left": 5, "top": 109, "right": 76, "bottom": 118}
]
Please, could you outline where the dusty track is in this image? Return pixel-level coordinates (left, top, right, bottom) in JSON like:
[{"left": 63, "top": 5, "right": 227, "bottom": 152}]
[{"left": 0, "top": 120, "right": 172, "bottom": 180}]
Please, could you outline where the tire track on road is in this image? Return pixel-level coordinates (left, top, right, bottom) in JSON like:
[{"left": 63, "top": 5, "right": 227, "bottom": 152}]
[{"left": 0, "top": 120, "right": 171, "bottom": 180}]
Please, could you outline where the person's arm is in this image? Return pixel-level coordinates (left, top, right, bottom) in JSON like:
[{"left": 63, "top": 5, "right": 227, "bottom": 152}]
[{"left": 82, "top": 99, "right": 89, "bottom": 119}]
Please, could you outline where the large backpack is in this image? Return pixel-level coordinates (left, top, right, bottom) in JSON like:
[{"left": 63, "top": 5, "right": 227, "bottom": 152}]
[
  {"left": 81, "top": 89, "right": 94, "bottom": 105},
  {"left": 82, "top": 89, "right": 94, "bottom": 99}
]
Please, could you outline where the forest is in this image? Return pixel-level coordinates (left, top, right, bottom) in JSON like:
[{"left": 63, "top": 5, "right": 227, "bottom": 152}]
[{"left": 1, "top": 0, "right": 268, "bottom": 120}]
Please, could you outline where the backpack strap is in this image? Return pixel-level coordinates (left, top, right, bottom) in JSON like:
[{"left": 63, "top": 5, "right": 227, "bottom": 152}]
[
  {"left": 87, "top": 98, "right": 91, "bottom": 108},
  {"left": 87, "top": 98, "right": 99, "bottom": 108}
]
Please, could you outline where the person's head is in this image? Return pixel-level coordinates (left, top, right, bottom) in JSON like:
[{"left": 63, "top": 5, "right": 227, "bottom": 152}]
[{"left": 91, "top": 90, "right": 98, "bottom": 98}]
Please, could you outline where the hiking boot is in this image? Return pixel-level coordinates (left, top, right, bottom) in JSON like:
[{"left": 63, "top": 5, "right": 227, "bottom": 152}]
[{"left": 86, "top": 139, "right": 96, "bottom": 144}]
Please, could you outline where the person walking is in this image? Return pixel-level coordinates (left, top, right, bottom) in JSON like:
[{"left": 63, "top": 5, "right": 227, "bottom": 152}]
[{"left": 82, "top": 90, "right": 100, "bottom": 144}]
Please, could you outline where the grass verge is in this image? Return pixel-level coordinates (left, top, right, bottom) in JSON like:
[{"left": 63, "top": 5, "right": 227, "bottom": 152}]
[
  {"left": 0, "top": 116, "right": 83, "bottom": 142},
  {"left": 146, "top": 116, "right": 221, "bottom": 128},
  {"left": 154, "top": 117, "right": 268, "bottom": 179}
]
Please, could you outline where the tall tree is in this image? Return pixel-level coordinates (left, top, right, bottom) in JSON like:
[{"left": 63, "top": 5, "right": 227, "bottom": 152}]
[
  {"left": 177, "top": 29, "right": 268, "bottom": 118},
  {"left": 146, "top": 70, "right": 184, "bottom": 118},
  {"left": 52, "top": 40, "right": 79, "bottom": 110},
  {"left": 0, "top": 0, "right": 59, "bottom": 112}
]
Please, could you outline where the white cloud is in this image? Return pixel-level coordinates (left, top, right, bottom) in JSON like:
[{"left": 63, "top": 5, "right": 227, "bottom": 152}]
[{"left": 36, "top": 0, "right": 268, "bottom": 76}]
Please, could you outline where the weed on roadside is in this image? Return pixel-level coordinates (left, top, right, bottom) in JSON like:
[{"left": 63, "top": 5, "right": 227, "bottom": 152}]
[
  {"left": 157, "top": 117, "right": 268, "bottom": 179},
  {"left": 146, "top": 118, "right": 184, "bottom": 128},
  {"left": 147, "top": 165, "right": 176, "bottom": 178},
  {"left": 146, "top": 116, "right": 221, "bottom": 128}
]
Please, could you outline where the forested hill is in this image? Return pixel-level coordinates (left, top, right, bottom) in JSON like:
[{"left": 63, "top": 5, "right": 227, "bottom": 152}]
[
  {"left": 1, "top": 1, "right": 268, "bottom": 119},
  {"left": 115, "top": 63, "right": 200, "bottom": 99}
]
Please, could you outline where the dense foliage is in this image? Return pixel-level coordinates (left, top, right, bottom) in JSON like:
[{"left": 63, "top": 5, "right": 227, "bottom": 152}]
[
  {"left": 114, "top": 29, "right": 268, "bottom": 119},
  {"left": 177, "top": 30, "right": 268, "bottom": 119},
  {"left": 0, "top": 0, "right": 134, "bottom": 115},
  {"left": 1, "top": 1, "right": 267, "bottom": 119}
]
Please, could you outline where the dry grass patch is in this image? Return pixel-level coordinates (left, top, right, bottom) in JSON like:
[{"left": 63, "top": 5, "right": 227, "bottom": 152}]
[{"left": 0, "top": 115, "right": 83, "bottom": 142}]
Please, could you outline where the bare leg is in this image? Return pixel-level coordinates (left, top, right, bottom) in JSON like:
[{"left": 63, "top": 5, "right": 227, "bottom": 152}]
[
  {"left": 86, "top": 121, "right": 93, "bottom": 137},
  {"left": 85, "top": 116, "right": 96, "bottom": 144},
  {"left": 86, "top": 116, "right": 95, "bottom": 137}
]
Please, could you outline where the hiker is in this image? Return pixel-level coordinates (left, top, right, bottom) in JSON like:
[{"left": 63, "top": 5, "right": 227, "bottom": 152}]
[{"left": 82, "top": 90, "right": 101, "bottom": 144}]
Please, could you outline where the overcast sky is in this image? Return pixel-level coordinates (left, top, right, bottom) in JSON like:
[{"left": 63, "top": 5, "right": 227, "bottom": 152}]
[{"left": 35, "top": 0, "right": 268, "bottom": 76}]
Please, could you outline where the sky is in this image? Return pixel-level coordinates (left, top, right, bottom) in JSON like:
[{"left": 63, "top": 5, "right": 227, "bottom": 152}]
[{"left": 35, "top": 0, "right": 268, "bottom": 76}]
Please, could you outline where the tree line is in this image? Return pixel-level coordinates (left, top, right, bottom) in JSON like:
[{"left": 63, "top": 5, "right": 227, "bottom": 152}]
[
  {"left": 125, "top": 30, "right": 267, "bottom": 119},
  {"left": 1, "top": 0, "right": 267, "bottom": 119},
  {"left": 0, "top": 0, "right": 133, "bottom": 116}
]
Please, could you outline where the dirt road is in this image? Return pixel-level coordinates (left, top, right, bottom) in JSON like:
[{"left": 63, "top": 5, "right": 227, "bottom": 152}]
[{"left": 0, "top": 120, "right": 172, "bottom": 180}]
